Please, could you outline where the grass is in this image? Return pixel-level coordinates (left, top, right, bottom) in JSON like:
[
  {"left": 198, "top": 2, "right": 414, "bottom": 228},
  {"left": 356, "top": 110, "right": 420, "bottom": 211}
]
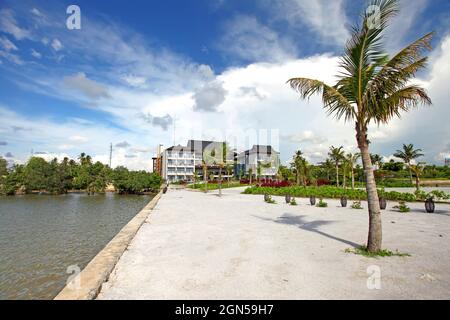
[
  {"left": 393, "top": 201, "right": 411, "bottom": 213},
  {"left": 345, "top": 246, "right": 411, "bottom": 258},
  {"left": 189, "top": 182, "right": 247, "bottom": 191}
]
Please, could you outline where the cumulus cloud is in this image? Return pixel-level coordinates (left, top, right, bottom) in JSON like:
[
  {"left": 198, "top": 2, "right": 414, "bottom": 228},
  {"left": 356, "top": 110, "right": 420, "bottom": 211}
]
[
  {"left": 69, "top": 135, "right": 88, "bottom": 143},
  {"left": 192, "top": 81, "right": 227, "bottom": 112},
  {"left": 63, "top": 73, "right": 110, "bottom": 100},
  {"left": 4, "top": 152, "right": 14, "bottom": 158},
  {"left": 142, "top": 113, "right": 173, "bottom": 131},
  {"left": 239, "top": 87, "right": 267, "bottom": 100}
]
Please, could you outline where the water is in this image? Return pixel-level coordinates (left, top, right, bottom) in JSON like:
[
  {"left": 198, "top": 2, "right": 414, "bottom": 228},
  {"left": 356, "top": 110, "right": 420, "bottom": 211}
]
[{"left": 0, "top": 192, "right": 153, "bottom": 300}]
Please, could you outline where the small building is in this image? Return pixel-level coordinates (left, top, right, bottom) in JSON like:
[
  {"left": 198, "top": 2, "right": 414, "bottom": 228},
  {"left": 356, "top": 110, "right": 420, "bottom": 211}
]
[{"left": 237, "top": 145, "right": 280, "bottom": 180}]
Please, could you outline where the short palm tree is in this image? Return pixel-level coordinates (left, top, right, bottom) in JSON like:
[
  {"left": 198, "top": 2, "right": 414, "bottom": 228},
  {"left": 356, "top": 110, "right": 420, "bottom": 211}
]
[
  {"left": 292, "top": 150, "right": 305, "bottom": 186},
  {"left": 394, "top": 143, "right": 424, "bottom": 185},
  {"left": 288, "top": 0, "right": 432, "bottom": 252},
  {"left": 410, "top": 162, "right": 425, "bottom": 191},
  {"left": 328, "top": 146, "right": 345, "bottom": 187},
  {"left": 346, "top": 153, "right": 361, "bottom": 189}
]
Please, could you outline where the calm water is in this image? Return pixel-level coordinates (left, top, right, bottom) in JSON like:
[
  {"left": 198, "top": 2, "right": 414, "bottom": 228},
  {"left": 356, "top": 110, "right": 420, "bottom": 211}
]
[{"left": 0, "top": 193, "right": 152, "bottom": 300}]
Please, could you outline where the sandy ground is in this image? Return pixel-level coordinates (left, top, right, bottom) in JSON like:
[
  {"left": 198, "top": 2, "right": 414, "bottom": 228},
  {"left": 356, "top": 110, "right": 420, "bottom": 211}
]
[{"left": 98, "top": 187, "right": 450, "bottom": 300}]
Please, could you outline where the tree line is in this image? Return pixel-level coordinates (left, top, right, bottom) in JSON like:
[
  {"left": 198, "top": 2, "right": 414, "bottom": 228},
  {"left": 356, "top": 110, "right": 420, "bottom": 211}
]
[
  {"left": 0, "top": 153, "right": 162, "bottom": 196},
  {"left": 285, "top": 144, "right": 449, "bottom": 190}
]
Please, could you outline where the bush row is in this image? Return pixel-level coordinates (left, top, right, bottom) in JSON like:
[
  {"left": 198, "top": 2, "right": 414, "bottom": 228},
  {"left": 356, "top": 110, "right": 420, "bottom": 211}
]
[{"left": 243, "top": 186, "right": 424, "bottom": 202}]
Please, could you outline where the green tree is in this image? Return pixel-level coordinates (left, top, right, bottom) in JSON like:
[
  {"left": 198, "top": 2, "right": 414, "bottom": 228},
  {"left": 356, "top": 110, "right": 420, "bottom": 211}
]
[
  {"left": 346, "top": 153, "right": 361, "bottom": 189},
  {"left": 394, "top": 143, "right": 424, "bottom": 185},
  {"left": 288, "top": 0, "right": 432, "bottom": 252},
  {"left": 328, "top": 146, "right": 345, "bottom": 187}
]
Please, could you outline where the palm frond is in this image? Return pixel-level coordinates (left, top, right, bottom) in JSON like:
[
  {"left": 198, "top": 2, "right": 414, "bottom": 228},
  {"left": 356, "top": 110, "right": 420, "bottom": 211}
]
[{"left": 288, "top": 78, "right": 356, "bottom": 121}]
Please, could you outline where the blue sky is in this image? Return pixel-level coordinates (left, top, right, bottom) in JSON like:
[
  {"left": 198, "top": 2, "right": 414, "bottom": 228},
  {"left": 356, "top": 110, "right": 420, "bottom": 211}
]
[{"left": 0, "top": 0, "right": 449, "bottom": 169}]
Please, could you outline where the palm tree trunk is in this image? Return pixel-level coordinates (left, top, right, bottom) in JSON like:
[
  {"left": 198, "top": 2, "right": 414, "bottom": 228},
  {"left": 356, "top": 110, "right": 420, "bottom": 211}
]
[
  {"left": 415, "top": 176, "right": 420, "bottom": 191},
  {"left": 408, "top": 164, "right": 413, "bottom": 186},
  {"left": 351, "top": 166, "right": 355, "bottom": 189},
  {"left": 357, "top": 126, "right": 382, "bottom": 253},
  {"left": 336, "top": 164, "right": 339, "bottom": 187},
  {"left": 203, "top": 165, "right": 208, "bottom": 194},
  {"left": 343, "top": 167, "right": 347, "bottom": 188},
  {"left": 219, "top": 166, "right": 222, "bottom": 197}
]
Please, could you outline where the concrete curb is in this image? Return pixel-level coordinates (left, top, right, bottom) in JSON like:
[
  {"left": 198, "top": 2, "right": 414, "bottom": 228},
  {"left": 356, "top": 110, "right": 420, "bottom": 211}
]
[{"left": 54, "top": 190, "right": 163, "bottom": 300}]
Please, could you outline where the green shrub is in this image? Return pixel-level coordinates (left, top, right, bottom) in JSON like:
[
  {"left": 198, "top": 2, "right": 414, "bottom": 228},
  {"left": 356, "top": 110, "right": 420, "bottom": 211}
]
[
  {"left": 393, "top": 201, "right": 410, "bottom": 213},
  {"left": 243, "top": 185, "right": 419, "bottom": 202},
  {"left": 290, "top": 198, "right": 298, "bottom": 206},
  {"left": 351, "top": 201, "right": 363, "bottom": 209},
  {"left": 316, "top": 198, "right": 328, "bottom": 208}
]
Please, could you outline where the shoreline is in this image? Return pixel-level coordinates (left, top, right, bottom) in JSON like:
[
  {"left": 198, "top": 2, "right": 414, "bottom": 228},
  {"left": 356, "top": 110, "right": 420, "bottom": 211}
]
[{"left": 54, "top": 189, "right": 163, "bottom": 300}]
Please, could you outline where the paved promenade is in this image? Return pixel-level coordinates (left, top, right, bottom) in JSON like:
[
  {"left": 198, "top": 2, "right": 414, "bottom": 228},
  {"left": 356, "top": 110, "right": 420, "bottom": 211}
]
[{"left": 98, "top": 187, "right": 450, "bottom": 299}]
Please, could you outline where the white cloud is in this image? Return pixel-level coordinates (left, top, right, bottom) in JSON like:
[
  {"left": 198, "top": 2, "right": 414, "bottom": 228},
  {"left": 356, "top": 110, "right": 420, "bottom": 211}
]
[
  {"left": 30, "top": 8, "right": 44, "bottom": 17},
  {"left": 0, "top": 50, "right": 23, "bottom": 65},
  {"left": 219, "top": 15, "right": 297, "bottom": 63},
  {"left": 31, "top": 48, "right": 42, "bottom": 59},
  {"left": 0, "top": 36, "right": 18, "bottom": 51},
  {"left": 0, "top": 9, "right": 31, "bottom": 40},
  {"left": 51, "top": 38, "right": 63, "bottom": 51},
  {"left": 122, "top": 75, "right": 147, "bottom": 88},
  {"left": 63, "top": 73, "right": 110, "bottom": 100},
  {"left": 267, "top": 0, "right": 349, "bottom": 46},
  {"left": 69, "top": 135, "right": 89, "bottom": 143}
]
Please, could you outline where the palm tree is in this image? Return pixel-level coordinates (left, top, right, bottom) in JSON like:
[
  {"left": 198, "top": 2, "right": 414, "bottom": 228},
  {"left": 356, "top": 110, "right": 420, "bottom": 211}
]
[
  {"left": 346, "top": 153, "right": 361, "bottom": 189},
  {"left": 320, "top": 159, "right": 334, "bottom": 181},
  {"left": 292, "top": 150, "right": 305, "bottom": 186},
  {"left": 288, "top": 0, "right": 432, "bottom": 252},
  {"left": 394, "top": 143, "right": 424, "bottom": 185},
  {"left": 410, "top": 162, "right": 425, "bottom": 191},
  {"left": 370, "top": 154, "right": 384, "bottom": 170},
  {"left": 328, "top": 146, "right": 345, "bottom": 187}
]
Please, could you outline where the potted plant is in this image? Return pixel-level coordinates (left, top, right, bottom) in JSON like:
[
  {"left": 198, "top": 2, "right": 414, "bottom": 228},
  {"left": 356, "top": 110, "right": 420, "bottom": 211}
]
[
  {"left": 378, "top": 189, "right": 387, "bottom": 210},
  {"left": 310, "top": 195, "right": 316, "bottom": 206},
  {"left": 340, "top": 196, "right": 348, "bottom": 207},
  {"left": 285, "top": 194, "right": 292, "bottom": 204},
  {"left": 425, "top": 194, "right": 435, "bottom": 214}
]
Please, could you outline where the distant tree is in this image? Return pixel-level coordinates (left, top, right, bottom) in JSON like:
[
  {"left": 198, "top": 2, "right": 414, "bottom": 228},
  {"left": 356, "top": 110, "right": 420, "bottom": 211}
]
[
  {"left": 328, "top": 146, "right": 345, "bottom": 187},
  {"left": 410, "top": 163, "right": 426, "bottom": 191},
  {"left": 346, "top": 153, "right": 361, "bottom": 189},
  {"left": 394, "top": 144, "right": 424, "bottom": 185}
]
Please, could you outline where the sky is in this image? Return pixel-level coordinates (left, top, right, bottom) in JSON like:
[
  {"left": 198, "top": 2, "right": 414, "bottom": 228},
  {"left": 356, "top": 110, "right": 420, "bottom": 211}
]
[{"left": 0, "top": 0, "right": 449, "bottom": 170}]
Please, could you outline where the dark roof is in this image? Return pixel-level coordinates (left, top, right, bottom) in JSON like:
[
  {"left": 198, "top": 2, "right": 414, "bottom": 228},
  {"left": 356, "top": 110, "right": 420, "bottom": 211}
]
[
  {"left": 241, "top": 145, "right": 278, "bottom": 156},
  {"left": 165, "top": 140, "right": 225, "bottom": 153}
]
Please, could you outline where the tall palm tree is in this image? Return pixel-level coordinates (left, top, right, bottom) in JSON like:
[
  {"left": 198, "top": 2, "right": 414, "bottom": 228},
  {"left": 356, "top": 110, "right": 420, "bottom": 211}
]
[
  {"left": 328, "top": 146, "right": 345, "bottom": 187},
  {"left": 288, "top": 0, "right": 432, "bottom": 252},
  {"left": 394, "top": 143, "right": 424, "bottom": 185},
  {"left": 346, "top": 153, "right": 361, "bottom": 189}
]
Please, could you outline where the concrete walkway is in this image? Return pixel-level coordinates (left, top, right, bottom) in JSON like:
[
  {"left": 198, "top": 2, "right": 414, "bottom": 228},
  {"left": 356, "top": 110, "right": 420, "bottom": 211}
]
[{"left": 98, "top": 187, "right": 450, "bottom": 299}]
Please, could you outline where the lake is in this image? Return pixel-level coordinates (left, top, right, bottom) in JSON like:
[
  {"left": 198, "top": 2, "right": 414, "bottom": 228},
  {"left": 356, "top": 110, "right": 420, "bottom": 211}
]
[{"left": 0, "top": 193, "right": 153, "bottom": 300}]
